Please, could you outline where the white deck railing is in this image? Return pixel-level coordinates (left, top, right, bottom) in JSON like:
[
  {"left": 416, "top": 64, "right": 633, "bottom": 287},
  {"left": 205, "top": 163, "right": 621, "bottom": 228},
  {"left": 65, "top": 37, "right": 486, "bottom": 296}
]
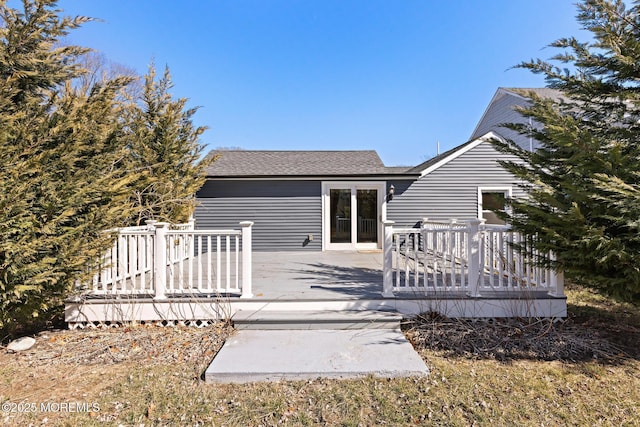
[
  {"left": 382, "top": 219, "right": 564, "bottom": 298},
  {"left": 358, "top": 217, "right": 377, "bottom": 240},
  {"left": 90, "top": 221, "right": 253, "bottom": 299}
]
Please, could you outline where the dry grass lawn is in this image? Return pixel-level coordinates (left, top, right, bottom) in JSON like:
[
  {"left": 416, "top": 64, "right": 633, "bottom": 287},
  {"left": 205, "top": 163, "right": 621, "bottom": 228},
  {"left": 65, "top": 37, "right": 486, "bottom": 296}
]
[{"left": 1, "top": 284, "right": 639, "bottom": 426}]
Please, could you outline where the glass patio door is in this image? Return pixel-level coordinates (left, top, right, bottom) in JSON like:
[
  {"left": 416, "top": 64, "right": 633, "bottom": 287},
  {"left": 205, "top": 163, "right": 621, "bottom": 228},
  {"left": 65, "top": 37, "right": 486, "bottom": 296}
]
[
  {"left": 324, "top": 183, "right": 384, "bottom": 250},
  {"left": 356, "top": 189, "right": 377, "bottom": 243},
  {"left": 330, "top": 189, "right": 352, "bottom": 243}
]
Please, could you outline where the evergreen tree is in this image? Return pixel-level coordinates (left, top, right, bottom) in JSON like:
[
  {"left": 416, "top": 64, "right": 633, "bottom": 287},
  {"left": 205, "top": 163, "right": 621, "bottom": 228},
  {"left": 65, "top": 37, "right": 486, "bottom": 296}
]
[
  {"left": 0, "top": 0, "right": 137, "bottom": 334},
  {"left": 493, "top": 0, "right": 640, "bottom": 303},
  {"left": 0, "top": 1, "right": 214, "bottom": 335},
  {"left": 126, "top": 65, "right": 212, "bottom": 225}
]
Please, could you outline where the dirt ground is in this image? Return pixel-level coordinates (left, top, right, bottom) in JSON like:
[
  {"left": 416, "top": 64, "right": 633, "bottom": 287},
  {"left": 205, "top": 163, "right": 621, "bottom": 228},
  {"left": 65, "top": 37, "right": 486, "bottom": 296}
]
[{"left": 1, "top": 323, "right": 232, "bottom": 403}]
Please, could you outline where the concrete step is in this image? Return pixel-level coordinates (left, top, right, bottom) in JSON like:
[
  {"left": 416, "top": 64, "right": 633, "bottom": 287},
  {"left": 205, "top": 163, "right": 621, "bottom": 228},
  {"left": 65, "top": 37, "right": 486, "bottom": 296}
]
[
  {"left": 232, "top": 309, "right": 402, "bottom": 330},
  {"left": 205, "top": 329, "right": 430, "bottom": 383}
]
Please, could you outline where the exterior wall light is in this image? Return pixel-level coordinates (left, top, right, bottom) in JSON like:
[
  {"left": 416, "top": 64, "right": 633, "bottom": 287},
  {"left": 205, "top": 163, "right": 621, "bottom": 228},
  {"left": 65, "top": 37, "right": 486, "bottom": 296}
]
[{"left": 387, "top": 184, "right": 395, "bottom": 201}]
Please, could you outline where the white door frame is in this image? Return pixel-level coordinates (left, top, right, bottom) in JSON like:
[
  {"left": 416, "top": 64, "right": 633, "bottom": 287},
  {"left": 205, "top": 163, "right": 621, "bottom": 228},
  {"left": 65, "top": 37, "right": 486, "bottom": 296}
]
[{"left": 321, "top": 181, "right": 387, "bottom": 251}]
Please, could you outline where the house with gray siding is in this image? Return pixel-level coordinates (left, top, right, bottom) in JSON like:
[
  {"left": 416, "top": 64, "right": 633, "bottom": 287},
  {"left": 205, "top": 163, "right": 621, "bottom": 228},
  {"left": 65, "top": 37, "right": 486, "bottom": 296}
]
[
  {"left": 195, "top": 150, "right": 418, "bottom": 251},
  {"left": 195, "top": 130, "right": 526, "bottom": 251},
  {"left": 388, "top": 132, "right": 526, "bottom": 227},
  {"left": 66, "top": 87, "right": 568, "bottom": 326}
]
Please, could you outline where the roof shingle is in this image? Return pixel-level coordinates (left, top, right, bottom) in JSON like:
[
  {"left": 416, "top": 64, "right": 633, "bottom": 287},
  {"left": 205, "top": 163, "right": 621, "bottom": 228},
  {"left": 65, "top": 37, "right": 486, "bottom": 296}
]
[{"left": 205, "top": 150, "right": 415, "bottom": 177}]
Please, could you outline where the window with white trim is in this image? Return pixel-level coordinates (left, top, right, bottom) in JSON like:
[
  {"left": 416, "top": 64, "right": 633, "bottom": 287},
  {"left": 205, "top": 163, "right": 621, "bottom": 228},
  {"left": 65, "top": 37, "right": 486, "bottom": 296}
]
[{"left": 478, "top": 187, "right": 511, "bottom": 225}]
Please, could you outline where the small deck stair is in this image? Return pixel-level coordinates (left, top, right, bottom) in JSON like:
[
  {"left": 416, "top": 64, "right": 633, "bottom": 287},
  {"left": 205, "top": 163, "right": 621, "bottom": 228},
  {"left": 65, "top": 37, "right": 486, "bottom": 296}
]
[{"left": 232, "top": 309, "right": 402, "bottom": 330}]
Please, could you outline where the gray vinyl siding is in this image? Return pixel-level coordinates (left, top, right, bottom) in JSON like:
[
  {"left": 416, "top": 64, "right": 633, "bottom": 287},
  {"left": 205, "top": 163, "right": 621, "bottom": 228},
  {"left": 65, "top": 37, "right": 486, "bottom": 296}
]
[
  {"left": 471, "top": 92, "right": 539, "bottom": 150},
  {"left": 387, "top": 140, "right": 526, "bottom": 227},
  {"left": 195, "top": 180, "right": 322, "bottom": 251}
]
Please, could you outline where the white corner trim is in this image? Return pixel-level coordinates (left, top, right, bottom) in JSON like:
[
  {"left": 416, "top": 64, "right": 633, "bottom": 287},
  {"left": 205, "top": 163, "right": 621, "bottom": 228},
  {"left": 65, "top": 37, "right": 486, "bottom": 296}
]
[{"left": 419, "top": 131, "right": 505, "bottom": 177}]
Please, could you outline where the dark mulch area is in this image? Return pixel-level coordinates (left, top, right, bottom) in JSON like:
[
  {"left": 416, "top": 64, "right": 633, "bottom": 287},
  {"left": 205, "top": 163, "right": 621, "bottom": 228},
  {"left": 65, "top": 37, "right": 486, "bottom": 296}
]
[{"left": 404, "top": 308, "right": 640, "bottom": 363}]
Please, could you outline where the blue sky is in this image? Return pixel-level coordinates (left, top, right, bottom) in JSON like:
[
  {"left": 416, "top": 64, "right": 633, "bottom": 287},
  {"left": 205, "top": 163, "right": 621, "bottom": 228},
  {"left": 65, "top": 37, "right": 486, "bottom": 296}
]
[{"left": 56, "top": 0, "right": 585, "bottom": 166}]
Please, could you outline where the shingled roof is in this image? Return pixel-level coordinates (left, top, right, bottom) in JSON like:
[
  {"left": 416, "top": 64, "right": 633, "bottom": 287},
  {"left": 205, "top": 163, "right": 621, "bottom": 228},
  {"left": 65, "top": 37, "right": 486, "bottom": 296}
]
[{"left": 205, "top": 150, "right": 417, "bottom": 177}]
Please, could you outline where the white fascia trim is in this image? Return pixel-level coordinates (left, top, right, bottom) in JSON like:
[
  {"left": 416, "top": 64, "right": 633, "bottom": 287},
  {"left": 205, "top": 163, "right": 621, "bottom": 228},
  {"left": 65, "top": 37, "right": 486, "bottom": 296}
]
[{"left": 419, "top": 131, "right": 506, "bottom": 177}]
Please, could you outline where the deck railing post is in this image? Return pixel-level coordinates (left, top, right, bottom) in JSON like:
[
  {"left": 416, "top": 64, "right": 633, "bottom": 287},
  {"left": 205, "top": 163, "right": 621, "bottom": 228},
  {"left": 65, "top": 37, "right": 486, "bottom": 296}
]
[
  {"left": 548, "top": 252, "right": 565, "bottom": 297},
  {"left": 467, "top": 219, "right": 482, "bottom": 297},
  {"left": 382, "top": 220, "right": 395, "bottom": 298},
  {"left": 152, "top": 222, "right": 169, "bottom": 300},
  {"left": 240, "top": 221, "right": 254, "bottom": 299},
  {"left": 187, "top": 218, "right": 196, "bottom": 261}
]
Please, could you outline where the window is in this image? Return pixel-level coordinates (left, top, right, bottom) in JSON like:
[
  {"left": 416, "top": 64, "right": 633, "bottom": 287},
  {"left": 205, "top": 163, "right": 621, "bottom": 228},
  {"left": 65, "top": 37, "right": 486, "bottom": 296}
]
[{"left": 478, "top": 187, "right": 511, "bottom": 225}]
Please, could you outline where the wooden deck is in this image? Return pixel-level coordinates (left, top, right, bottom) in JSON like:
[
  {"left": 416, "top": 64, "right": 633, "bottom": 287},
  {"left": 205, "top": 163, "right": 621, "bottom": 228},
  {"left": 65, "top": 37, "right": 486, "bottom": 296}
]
[{"left": 65, "top": 250, "right": 566, "bottom": 328}]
